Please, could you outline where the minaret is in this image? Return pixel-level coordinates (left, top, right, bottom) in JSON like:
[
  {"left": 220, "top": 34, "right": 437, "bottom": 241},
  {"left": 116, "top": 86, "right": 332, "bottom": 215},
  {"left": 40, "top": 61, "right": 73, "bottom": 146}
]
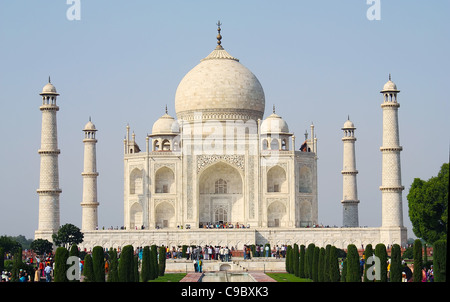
[
  {"left": 380, "top": 75, "right": 404, "bottom": 228},
  {"left": 341, "top": 117, "right": 359, "bottom": 227},
  {"left": 35, "top": 78, "right": 62, "bottom": 240},
  {"left": 81, "top": 118, "right": 99, "bottom": 230}
]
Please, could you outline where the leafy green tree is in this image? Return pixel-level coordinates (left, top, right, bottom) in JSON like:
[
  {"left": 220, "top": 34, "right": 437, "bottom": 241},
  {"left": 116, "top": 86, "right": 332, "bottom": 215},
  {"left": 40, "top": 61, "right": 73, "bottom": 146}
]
[
  {"left": 407, "top": 163, "right": 448, "bottom": 244},
  {"left": 413, "top": 239, "right": 423, "bottom": 282},
  {"left": 0, "top": 235, "right": 22, "bottom": 255},
  {"left": 82, "top": 253, "right": 94, "bottom": 282},
  {"left": 118, "top": 245, "right": 134, "bottom": 282},
  {"left": 433, "top": 239, "right": 447, "bottom": 282},
  {"left": 52, "top": 223, "right": 84, "bottom": 248},
  {"left": 390, "top": 244, "right": 402, "bottom": 282},
  {"left": 374, "top": 243, "right": 387, "bottom": 282},
  {"left": 299, "top": 245, "right": 305, "bottom": 278},
  {"left": 92, "top": 246, "right": 105, "bottom": 282},
  {"left": 346, "top": 244, "right": 360, "bottom": 282},
  {"left": 329, "top": 246, "right": 340, "bottom": 282},
  {"left": 107, "top": 248, "right": 119, "bottom": 282},
  {"left": 54, "top": 246, "right": 69, "bottom": 282},
  {"left": 11, "top": 247, "right": 23, "bottom": 282},
  {"left": 363, "top": 244, "right": 374, "bottom": 282}
]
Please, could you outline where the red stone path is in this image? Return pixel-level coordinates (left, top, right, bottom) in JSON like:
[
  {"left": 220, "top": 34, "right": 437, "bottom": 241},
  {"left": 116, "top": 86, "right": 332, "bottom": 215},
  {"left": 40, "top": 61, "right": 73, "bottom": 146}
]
[{"left": 179, "top": 272, "right": 276, "bottom": 282}]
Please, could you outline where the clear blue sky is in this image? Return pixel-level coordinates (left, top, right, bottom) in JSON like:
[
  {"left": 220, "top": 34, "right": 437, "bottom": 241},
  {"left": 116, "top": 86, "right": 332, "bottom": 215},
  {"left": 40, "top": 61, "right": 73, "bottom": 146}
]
[{"left": 0, "top": 0, "right": 448, "bottom": 239}]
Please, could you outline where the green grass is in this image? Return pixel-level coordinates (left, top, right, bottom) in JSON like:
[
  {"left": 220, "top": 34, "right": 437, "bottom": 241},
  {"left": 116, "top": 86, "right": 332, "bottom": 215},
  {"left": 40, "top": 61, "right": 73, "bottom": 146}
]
[
  {"left": 148, "top": 273, "right": 187, "bottom": 282},
  {"left": 266, "top": 273, "right": 313, "bottom": 282}
]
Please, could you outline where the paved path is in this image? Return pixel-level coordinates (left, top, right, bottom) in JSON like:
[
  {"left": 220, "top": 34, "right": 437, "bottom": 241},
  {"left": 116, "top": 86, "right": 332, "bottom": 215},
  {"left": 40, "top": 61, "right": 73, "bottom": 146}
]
[{"left": 179, "top": 271, "right": 277, "bottom": 282}]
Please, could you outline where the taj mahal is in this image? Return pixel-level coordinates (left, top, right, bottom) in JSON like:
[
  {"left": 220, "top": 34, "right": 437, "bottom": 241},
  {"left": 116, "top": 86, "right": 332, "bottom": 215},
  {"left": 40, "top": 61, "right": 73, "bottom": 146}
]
[{"left": 34, "top": 24, "right": 407, "bottom": 250}]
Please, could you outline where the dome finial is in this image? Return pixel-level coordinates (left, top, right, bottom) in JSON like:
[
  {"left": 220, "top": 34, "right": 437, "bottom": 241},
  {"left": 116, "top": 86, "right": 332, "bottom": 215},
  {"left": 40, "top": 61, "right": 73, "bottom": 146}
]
[
  {"left": 48, "top": 76, "right": 51, "bottom": 83},
  {"left": 165, "top": 104, "right": 168, "bottom": 114},
  {"left": 389, "top": 73, "right": 391, "bottom": 81},
  {"left": 216, "top": 20, "right": 222, "bottom": 47},
  {"left": 273, "top": 104, "right": 276, "bottom": 114}
]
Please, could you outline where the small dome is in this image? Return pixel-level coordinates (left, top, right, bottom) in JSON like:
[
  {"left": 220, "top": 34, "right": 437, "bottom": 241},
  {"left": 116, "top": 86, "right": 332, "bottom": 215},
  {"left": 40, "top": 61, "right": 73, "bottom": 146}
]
[
  {"left": 342, "top": 119, "right": 355, "bottom": 129},
  {"left": 40, "top": 81, "right": 59, "bottom": 95},
  {"left": 152, "top": 112, "right": 180, "bottom": 135},
  {"left": 261, "top": 112, "right": 289, "bottom": 134},
  {"left": 381, "top": 75, "right": 399, "bottom": 92},
  {"left": 84, "top": 120, "right": 97, "bottom": 131}
]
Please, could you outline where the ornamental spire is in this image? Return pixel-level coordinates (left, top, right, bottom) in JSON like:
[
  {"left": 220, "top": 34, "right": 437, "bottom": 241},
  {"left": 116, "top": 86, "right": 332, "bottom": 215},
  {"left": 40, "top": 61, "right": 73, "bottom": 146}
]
[{"left": 216, "top": 20, "right": 223, "bottom": 48}]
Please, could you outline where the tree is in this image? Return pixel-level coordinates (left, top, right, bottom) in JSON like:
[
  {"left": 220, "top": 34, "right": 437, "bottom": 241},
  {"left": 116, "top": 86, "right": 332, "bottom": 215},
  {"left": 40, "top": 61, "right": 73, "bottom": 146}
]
[
  {"left": 407, "top": 163, "right": 448, "bottom": 244},
  {"left": 118, "top": 245, "right": 134, "bottom": 282},
  {"left": 141, "top": 246, "right": 151, "bottom": 282},
  {"left": 318, "top": 247, "right": 325, "bottom": 282},
  {"left": 293, "top": 244, "right": 299, "bottom": 277},
  {"left": 159, "top": 246, "right": 166, "bottom": 276},
  {"left": 82, "top": 253, "right": 94, "bottom": 282},
  {"left": 54, "top": 246, "right": 69, "bottom": 282},
  {"left": 30, "top": 238, "right": 53, "bottom": 257},
  {"left": 107, "top": 248, "right": 119, "bottom": 282},
  {"left": 363, "top": 244, "right": 374, "bottom": 282},
  {"left": 374, "top": 243, "right": 387, "bottom": 282},
  {"left": 0, "top": 235, "right": 22, "bottom": 255},
  {"left": 390, "top": 244, "right": 402, "bottom": 282},
  {"left": 92, "top": 246, "right": 105, "bottom": 282},
  {"left": 150, "top": 245, "right": 158, "bottom": 280},
  {"left": 285, "top": 245, "right": 292, "bottom": 273},
  {"left": 346, "top": 244, "right": 360, "bottom": 282},
  {"left": 305, "top": 243, "right": 315, "bottom": 279},
  {"left": 52, "top": 223, "right": 84, "bottom": 248},
  {"left": 299, "top": 245, "right": 305, "bottom": 278},
  {"left": 323, "top": 244, "right": 331, "bottom": 282},
  {"left": 413, "top": 239, "right": 423, "bottom": 282},
  {"left": 312, "top": 246, "right": 320, "bottom": 282},
  {"left": 433, "top": 239, "right": 447, "bottom": 282},
  {"left": 329, "top": 246, "right": 340, "bottom": 282}
]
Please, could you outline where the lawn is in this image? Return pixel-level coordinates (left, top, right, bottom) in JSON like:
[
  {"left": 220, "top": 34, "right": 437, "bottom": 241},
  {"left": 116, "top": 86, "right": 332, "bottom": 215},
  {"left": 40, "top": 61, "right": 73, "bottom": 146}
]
[
  {"left": 266, "top": 273, "right": 313, "bottom": 282},
  {"left": 148, "top": 273, "right": 187, "bottom": 282}
]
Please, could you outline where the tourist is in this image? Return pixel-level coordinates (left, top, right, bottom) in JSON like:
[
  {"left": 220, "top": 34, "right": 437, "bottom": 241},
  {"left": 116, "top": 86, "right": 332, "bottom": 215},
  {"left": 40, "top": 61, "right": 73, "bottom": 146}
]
[{"left": 44, "top": 263, "right": 52, "bottom": 282}]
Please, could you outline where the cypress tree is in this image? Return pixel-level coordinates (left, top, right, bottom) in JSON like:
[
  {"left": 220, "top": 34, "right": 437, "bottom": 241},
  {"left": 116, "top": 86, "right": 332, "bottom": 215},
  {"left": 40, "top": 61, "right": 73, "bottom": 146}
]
[
  {"left": 285, "top": 245, "right": 292, "bottom": 273},
  {"left": 68, "top": 244, "right": 80, "bottom": 282},
  {"left": 346, "top": 244, "right": 360, "bottom": 282},
  {"left": 159, "top": 246, "right": 166, "bottom": 276},
  {"left": 363, "top": 244, "right": 374, "bottom": 282},
  {"left": 134, "top": 255, "right": 139, "bottom": 282},
  {"left": 54, "top": 246, "right": 69, "bottom": 282},
  {"left": 293, "top": 244, "right": 299, "bottom": 277},
  {"left": 329, "top": 246, "right": 340, "bottom": 282},
  {"left": 341, "top": 258, "right": 347, "bottom": 282},
  {"left": 118, "top": 245, "right": 134, "bottom": 282},
  {"left": 312, "top": 246, "right": 320, "bottom": 282},
  {"left": 82, "top": 253, "right": 94, "bottom": 282},
  {"left": 305, "top": 243, "right": 315, "bottom": 279},
  {"left": 323, "top": 244, "right": 331, "bottom": 282},
  {"left": 150, "top": 245, "right": 158, "bottom": 280},
  {"left": 92, "top": 246, "right": 105, "bottom": 282},
  {"left": 374, "top": 243, "right": 387, "bottom": 282},
  {"left": 141, "top": 246, "right": 151, "bottom": 282},
  {"left": 318, "top": 247, "right": 325, "bottom": 282},
  {"left": 107, "top": 248, "right": 119, "bottom": 282},
  {"left": 413, "top": 239, "right": 423, "bottom": 282},
  {"left": 433, "top": 239, "right": 447, "bottom": 282},
  {"left": 389, "top": 244, "right": 402, "bottom": 282},
  {"left": 299, "top": 245, "right": 305, "bottom": 278}
]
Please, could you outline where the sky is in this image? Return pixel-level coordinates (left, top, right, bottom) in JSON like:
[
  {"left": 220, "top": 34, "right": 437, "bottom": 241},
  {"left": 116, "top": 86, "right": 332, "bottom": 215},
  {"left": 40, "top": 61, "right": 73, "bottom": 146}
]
[{"left": 0, "top": 0, "right": 448, "bottom": 240}]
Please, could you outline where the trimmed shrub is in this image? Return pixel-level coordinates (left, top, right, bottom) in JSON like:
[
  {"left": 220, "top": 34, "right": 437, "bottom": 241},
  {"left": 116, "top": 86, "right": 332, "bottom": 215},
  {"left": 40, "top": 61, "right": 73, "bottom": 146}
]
[
  {"left": 329, "top": 246, "right": 340, "bottom": 282},
  {"left": 312, "top": 246, "right": 320, "bottom": 282},
  {"left": 150, "top": 245, "right": 158, "bottom": 280},
  {"left": 433, "top": 240, "right": 447, "bottom": 282},
  {"left": 159, "top": 246, "right": 166, "bottom": 276},
  {"left": 323, "top": 244, "right": 331, "bottom": 282},
  {"left": 305, "top": 243, "right": 315, "bottom": 278},
  {"left": 82, "top": 253, "right": 94, "bottom": 282},
  {"left": 141, "top": 246, "right": 151, "bottom": 282},
  {"left": 285, "top": 245, "right": 292, "bottom": 273},
  {"left": 293, "top": 244, "right": 299, "bottom": 277},
  {"left": 341, "top": 258, "right": 347, "bottom": 282},
  {"left": 413, "top": 239, "right": 423, "bottom": 282},
  {"left": 107, "top": 248, "right": 119, "bottom": 282},
  {"left": 374, "top": 243, "right": 387, "bottom": 282},
  {"left": 363, "top": 244, "right": 374, "bottom": 282},
  {"left": 318, "top": 247, "right": 325, "bottom": 282},
  {"left": 54, "top": 246, "right": 69, "bottom": 282},
  {"left": 299, "top": 245, "right": 306, "bottom": 278},
  {"left": 390, "top": 244, "right": 402, "bottom": 282},
  {"left": 92, "top": 246, "right": 105, "bottom": 282},
  {"left": 118, "top": 245, "right": 134, "bottom": 282},
  {"left": 346, "top": 244, "right": 360, "bottom": 282}
]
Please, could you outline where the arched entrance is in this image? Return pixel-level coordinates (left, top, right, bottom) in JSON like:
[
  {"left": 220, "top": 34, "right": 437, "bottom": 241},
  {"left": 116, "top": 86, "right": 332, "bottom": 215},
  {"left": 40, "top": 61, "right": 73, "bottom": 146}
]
[{"left": 198, "top": 161, "right": 243, "bottom": 227}]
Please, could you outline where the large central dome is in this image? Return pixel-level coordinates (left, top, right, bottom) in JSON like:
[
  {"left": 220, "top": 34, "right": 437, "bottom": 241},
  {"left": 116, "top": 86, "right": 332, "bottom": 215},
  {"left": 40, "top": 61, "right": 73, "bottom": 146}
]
[{"left": 175, "top": 32, "right": 265, "bottom": 122}]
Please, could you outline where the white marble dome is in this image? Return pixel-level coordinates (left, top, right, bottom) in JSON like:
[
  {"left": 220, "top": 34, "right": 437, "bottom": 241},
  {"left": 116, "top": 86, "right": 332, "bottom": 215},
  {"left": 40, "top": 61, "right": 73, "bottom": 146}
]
[
  {"left": 261, "top": 112, "right": 289, "bottom": 134},
  {"left": 152, "top": 112, "right": 180, "bottom": 135},
  {"left": 343, "top": 119, "right": 355, "bottom": 129},
  {"left": 41, "top": 82, "right": 58, "bottom": 95},
  {"left": 84, "top": 120, "right": 97, "bottom": 131},
  {"left": 381, "top": 79, "right": 399, "bottom": 92},
  {"left": 175, "top": 46, "right": 265, "bottom": 121}
]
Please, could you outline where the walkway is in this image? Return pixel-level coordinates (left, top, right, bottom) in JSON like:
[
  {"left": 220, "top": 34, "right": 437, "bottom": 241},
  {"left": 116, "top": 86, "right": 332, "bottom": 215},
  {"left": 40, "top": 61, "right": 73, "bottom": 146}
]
[{"left": 179, "top": 271, "right": 276, "bottom": 282}]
